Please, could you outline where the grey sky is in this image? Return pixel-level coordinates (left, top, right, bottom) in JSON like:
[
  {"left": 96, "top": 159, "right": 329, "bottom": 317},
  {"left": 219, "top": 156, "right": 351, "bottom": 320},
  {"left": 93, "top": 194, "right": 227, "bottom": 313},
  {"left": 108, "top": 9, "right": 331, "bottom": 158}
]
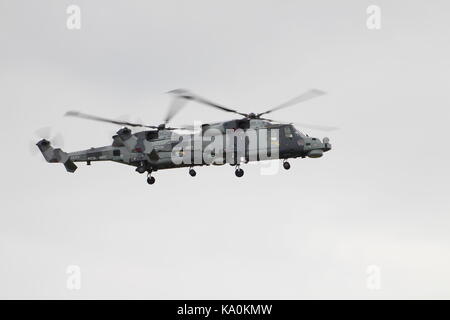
[{"left": 0, "top": 0, "right": 449, "bottom": 299}]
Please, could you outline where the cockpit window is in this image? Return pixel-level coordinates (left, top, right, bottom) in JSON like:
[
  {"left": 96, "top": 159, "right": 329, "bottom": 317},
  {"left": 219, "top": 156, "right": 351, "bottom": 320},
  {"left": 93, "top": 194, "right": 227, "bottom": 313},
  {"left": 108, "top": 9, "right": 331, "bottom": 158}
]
[
  {"left": 294, "top": 129, "right": 306, "bottom": 138},
  {"left": 284, "top": 126, "right": 293, "bottom": 138}
]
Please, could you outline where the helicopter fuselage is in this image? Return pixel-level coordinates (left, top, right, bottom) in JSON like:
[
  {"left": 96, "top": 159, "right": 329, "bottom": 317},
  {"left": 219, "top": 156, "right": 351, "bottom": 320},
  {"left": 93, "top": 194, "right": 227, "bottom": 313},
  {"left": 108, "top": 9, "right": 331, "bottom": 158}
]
[
  {"left": 63, "top": 120, "right": 331, "bottom": 173},
  {"left": 37, "top": 88, "right": 333, "bottom": 184}
]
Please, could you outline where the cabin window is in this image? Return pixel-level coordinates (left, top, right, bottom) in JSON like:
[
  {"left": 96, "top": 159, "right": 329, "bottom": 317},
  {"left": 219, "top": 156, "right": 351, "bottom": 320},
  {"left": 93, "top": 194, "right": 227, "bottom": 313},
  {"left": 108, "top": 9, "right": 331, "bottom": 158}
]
[
  {"left": 146, "top": 131, "right": 158, "bottom": 140},
  {"left": 223, "top": 121, "right": 237, "bottom": 129},
  {"left": 237, "top": 120, "right": 250, "bottom": 130},
  {"left": 113, "top": 150, "right": 121, "bottom": 156}
]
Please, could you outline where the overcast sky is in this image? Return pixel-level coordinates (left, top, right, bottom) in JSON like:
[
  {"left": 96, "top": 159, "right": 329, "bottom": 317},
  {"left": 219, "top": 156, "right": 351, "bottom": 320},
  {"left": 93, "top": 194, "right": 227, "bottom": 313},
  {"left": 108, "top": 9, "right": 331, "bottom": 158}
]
[{"left": 1, "top": 0, "right": 449, "bottom": 299}]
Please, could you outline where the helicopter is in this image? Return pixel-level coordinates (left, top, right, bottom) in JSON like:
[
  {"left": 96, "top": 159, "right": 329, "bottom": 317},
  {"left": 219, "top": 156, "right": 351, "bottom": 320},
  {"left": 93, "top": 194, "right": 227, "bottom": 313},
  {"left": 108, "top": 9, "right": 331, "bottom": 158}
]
[{"left": 36, "top": 88, "right": 335, "bottom": 185}]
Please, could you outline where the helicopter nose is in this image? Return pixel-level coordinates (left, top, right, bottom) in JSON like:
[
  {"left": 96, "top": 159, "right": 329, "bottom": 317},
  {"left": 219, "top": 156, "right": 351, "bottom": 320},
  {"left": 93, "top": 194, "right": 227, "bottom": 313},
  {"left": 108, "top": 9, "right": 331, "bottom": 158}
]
[
  {"left": 304, "top": 137, "right": 331, "bottom": 158},
  {"left": 323, "top": 137, "right": 332, "bottom": 152}
]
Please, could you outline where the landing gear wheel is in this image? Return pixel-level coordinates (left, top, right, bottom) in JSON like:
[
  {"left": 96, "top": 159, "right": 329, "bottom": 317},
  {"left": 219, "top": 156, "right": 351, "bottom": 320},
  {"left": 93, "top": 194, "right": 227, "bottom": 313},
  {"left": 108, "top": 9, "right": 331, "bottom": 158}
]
[
  {"left": 189, "top": 168, "right": 197, "bottom": 177},
  {"left": 235, "top": 168, "right": 244, "bottom": 177},
  {"left": 147, "top": 176, "right": 155, "bottom": 185},
  {"left": 283, "top": 161, "right": 291, "bottom": 170}
]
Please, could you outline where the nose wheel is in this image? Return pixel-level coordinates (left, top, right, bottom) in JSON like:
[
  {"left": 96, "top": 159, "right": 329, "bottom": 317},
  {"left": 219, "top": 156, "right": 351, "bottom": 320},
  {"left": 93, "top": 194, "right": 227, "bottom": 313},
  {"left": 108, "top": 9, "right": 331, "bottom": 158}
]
[
  {"left": 146, "top": 171, "right": 155, "bottom": 185},
  {"left": 235, "top": 166, "right": 244, "bottom": 177},
  {"left": 283, "top": 160, "right": 291, "bottom": 170},
  {"left": 189, "top": 168, "right": 197, "bottom": 177}
]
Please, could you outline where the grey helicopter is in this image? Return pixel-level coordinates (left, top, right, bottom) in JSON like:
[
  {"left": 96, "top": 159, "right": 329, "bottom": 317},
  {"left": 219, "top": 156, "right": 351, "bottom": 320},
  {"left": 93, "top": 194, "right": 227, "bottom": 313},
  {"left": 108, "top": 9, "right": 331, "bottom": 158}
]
[{"left": 36, "top": 88, "right": 335, "bottom": 185}]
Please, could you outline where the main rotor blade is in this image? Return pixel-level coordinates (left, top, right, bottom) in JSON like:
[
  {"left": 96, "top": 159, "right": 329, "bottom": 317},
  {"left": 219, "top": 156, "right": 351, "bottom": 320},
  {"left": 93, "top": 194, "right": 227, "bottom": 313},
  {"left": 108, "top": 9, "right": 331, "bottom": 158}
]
[
  {"left": 257, "top": 89, "right": 326, "bottom": 117},
  {"left": 65, "top": 111, "right": 159, "bottom": 129},
  {"left": 164, "top": 96, "right": 189, "bottom": 125},
  {"left": 262, "top": 118, "right": 338, "bottom": 132},
  {"left": 168, "top": 89, "right": 248, "bottom": 117}
]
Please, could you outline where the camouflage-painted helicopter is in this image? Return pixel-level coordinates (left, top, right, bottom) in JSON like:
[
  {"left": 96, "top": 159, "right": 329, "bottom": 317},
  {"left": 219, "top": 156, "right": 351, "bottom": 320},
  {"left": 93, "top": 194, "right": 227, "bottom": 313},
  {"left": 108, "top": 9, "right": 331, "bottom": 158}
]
[{"left": 36, "top": 89, "right": 334, "bottom": 184}]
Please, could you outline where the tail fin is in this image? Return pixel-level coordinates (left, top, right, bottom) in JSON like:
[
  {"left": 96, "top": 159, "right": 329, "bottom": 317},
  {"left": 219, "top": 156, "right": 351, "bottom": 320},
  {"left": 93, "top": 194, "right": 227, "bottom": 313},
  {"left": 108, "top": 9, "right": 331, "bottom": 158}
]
[{"left": 36, "top": 139, "right": 77, "bottom": 173}]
